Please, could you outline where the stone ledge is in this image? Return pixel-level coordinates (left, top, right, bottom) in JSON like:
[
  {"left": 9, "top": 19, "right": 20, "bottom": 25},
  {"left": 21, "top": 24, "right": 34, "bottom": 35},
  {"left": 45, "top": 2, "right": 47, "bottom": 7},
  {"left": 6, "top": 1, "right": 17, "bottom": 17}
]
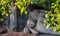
[
  {"left": 0, "top": 32, "right": 37, "bottom": 36},
  {"left": 0, "top": 32, "right": 56, "bottom": 36}
]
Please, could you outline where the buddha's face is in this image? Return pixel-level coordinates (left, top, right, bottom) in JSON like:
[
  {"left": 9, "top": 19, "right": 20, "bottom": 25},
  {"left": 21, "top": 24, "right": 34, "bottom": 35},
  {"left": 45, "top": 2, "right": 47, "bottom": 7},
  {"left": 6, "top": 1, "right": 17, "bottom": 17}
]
[{"left": 27, "top": 19, "right": 35, "bottom": 28}]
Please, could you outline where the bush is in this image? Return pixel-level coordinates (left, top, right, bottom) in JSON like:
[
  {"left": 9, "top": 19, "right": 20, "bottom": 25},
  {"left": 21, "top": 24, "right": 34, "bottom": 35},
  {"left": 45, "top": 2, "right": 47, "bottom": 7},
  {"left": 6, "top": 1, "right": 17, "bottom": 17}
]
[{"left": 45, "top": 0, "right": 60, "bottom": 33}]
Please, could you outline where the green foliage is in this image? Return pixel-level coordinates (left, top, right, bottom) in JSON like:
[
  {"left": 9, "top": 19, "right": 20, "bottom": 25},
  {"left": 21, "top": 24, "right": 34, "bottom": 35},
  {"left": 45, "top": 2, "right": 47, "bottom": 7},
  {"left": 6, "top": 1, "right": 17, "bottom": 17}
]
[
  {"left": 0, "top": 0, "right": 11, "bottom": 22},
  {"left": 45, "top": 0, "right": 60, "bottom": 33},
  {"left": 31, "top": 0, "right": 45, "bottom": 4},
  {"left": 31, "top": 0, "right": 50, "bottom": 10},
  {"left": 0, "top": 0, "right": 31, "bottom": 22},
  {"left": 31, "top": 0, "right": 57, "bottom": 10},
  {"left": 15, "top": 0, "right": 31, "bottom": 15}
]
